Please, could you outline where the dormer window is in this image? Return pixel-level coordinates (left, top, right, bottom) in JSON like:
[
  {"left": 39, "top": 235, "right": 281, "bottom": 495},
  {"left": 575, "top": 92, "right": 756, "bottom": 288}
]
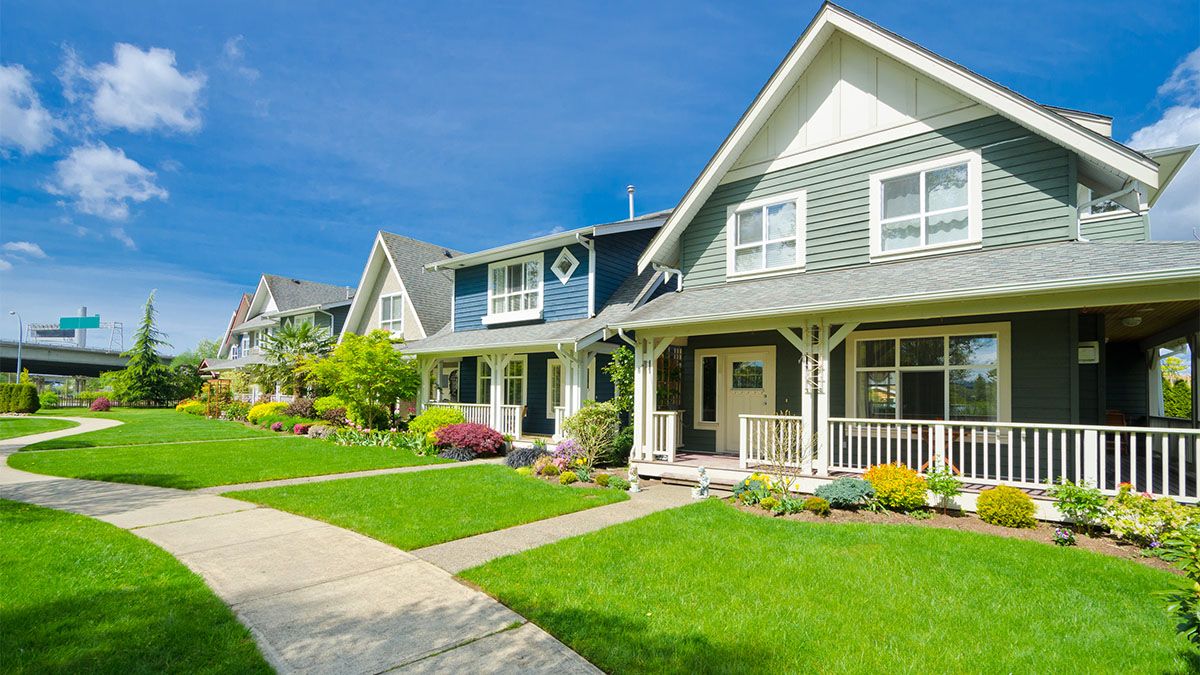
[
  {"left": 379, "top": 293, "right": 404, "bottom": 335},
  {"left": 484, "top": 254, "right": 543, "bottom": 325},
  {"left": 869, "top": 151, "right": 982, "bottom": 260},
  {"left": 726, "top": 188, "right": 805, "bottom": 278}
]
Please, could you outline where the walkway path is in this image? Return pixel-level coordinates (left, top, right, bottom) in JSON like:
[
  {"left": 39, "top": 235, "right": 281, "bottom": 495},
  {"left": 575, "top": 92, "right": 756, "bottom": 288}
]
[
  {"left": 415, "top": 480, "right": 694, "bottom": 573},
  {"left": 1, "top": 418, "right": 598, "bottom": 674}
]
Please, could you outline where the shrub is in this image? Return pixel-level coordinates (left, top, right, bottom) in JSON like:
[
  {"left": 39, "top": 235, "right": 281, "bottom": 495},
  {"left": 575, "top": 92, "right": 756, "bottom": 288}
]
[
  {"left": 803, "top": 496, "right": 831, "bottom": 517},
  {"left": 611, "top": 425, "right": 634, "bottom": 466},
  {"left": 1047, "top": 479, "right": 1107, "bottom": 535},
  {"left": 1161, "top": 527, "right": 1200, "bottom": 647},
  {"left": 293, "top": 423, "right": 310, "bottom": 435},
  {"left": 562, "top": 401, "right": 621, "bottom": 469},
  {"left": 313, "top": 395, "right": 346, "bottom": 415},
  {"left": 222, "top": 400, "right": 251, "bottom": 422},
  {"left": 89, "top": 396, "right": 112, "bottom": 412},
  {"left": 759, "top": 496, "right": 780, "bottom": 512},
  {"left": 284, "top": 397, "right": 317, "bottom": 419},
  {"left": 551, "top": 439, "right": 586, "bottom": 472},
  {"left": 533, "top": 456, "right": 560, "bottom": 476},
  {"left": 438, "top": 446, "right": 477, "bottom": 462},
  {"left": 910, "top": 508, "right": 933, "bottom": 520},
  {"left": 505, "top": 445, "right": 549, "bottom": 469},
  {"left": 0, "top": 383, "right": 41, "bottom": 413},
  {"left": 39, "top": 390, "right": 60, "bottom": 408},
  {"left": 733, "top": 473, "right": 775, "bottom": 506},
  {"left": 434, "top": 422, "right": 505, "bottom": 456},
  {"left": 515, "top": 466, "right": 533, "bottom": 476},
  {"left": 270, "top": 422, "right": 284, "bottom": 432},
  {"left": 864, "top": 463, "right": 928, "bottom": 511},
  {"left": 559, "top": 471, "right": 580, "bottom": 485},
  {"left": 248, "top": 401, "right": 287, "bottom": 424},
  {"left": 177, "top": 400, "right": 206, "bottom": 416},
  {"left": 308, "top": 423, "right": 334, "bottom": 440},
  {"left": 409, "top": 407, "right": 466, "bottom": 436},
  {"left": 595, "top": 473, "right": 611, "bottom": 487},
  {"left": 608, "top": 476, "right": 630, "bottom": 491},
  {"left": 1102, "top": 484, "right": 1197, "bottom": 547},
  {"left": 924, "top": 465, "right": 963, "bottom": 514},
  {"left": 977, "top": 485, "right": 1037, "bottom": 528},
  {"left": 814, "top": 477, "right": 875, "bottom": 509},
  {"left": 320, "top": 407, "right": 348, "bottom": 426}
]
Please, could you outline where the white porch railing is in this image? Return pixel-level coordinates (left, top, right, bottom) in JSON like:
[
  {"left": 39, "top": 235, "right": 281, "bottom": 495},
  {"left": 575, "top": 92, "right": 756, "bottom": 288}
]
[
  {"left": 650, "top": 411, "right": 680, "bottom": 463},
  {"left": 740, "top": 414, "right": 811, "bottom": 471},
  {"left": 829, "top": 417, "right": 1200, "bottom": 502},
  {"left": 553, "top": 406, "right": 567, "bottom": 441},
  {"left": 426, "top": 401, "right": 523, "bottom": 439}
]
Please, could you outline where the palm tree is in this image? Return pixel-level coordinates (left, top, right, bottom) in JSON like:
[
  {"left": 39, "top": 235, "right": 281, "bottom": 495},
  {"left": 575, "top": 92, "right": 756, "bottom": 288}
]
[{"left": 250, "top": 321, "right": 335, "bottom": 397}]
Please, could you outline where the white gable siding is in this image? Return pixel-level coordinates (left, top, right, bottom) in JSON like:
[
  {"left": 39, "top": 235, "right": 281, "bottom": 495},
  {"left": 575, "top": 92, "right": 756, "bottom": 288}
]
[
  {"left": 729, "top": 33, "right": 973, "bottom": 177},
  {"left": 360, "top": 263, "right": 424, "bottom": 340}
]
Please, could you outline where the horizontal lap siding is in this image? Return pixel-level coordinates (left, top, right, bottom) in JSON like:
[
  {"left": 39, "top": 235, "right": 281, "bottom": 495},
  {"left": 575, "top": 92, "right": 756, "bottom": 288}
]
[
  {"left": 453, "top": 267, "right": 488, "bottom": 332},
  {"left": 680, "top": 115, "right": 1073, "bottom": 286},
  {"left": 1082, "top": 214, "right": 1149, "bottom": 242},
  {"left": 453, "top": 244, "right": 590, "bottom": 331}
]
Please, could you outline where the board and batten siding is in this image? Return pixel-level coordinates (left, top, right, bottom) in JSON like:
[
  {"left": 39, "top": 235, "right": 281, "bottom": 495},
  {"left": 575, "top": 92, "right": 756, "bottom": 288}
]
[
  {"left": 679, "top": 115, "right": 1076, "bottom": 286},
  {"left": 453, "top": 243, "right": 592, "bottom": 331},
  {"left": 1081, "top": 213, "right": 1149, "bottom": 242}
]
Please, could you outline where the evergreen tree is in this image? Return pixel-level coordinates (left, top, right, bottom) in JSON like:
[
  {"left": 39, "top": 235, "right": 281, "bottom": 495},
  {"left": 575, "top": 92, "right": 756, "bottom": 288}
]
[{"left": 114, "top": 291, "right": 175, "bottom": 403}]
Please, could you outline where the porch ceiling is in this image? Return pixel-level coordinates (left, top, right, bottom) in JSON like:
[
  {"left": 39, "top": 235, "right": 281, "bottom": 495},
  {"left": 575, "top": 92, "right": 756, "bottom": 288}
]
[{"left": 1082, "top": 300, "right": 1200, "bottom": 343}]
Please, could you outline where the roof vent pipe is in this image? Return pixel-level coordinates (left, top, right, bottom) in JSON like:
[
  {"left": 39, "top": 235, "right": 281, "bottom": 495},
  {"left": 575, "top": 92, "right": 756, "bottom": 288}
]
[{"left": 626, "top": 185, "right": 635, "bottom": 220}]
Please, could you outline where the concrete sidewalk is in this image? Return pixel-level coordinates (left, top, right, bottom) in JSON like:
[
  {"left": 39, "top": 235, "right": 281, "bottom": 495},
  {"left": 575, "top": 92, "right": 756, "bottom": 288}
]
[
  {"left": 415, "top": 481, "right": 694, "bottom": 574},
  {"left": 1, "top": 418, "right": 599, "bottom": 674}
]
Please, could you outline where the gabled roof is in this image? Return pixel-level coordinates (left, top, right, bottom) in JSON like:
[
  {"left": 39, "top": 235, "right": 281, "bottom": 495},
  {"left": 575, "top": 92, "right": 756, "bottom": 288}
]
[
  {"left": 217, "top": 293, "right": 252, "bottom": 358},
  {"left": 638, "top": 2, "right": 1161, "bottom": 271},
  {"left": 620, "top": 241, "right": 1200, "bottom": 329},
  {"left": 341, "top": 231, "right": 461, "bottom": 340},
  {"left": 261, "top": 274, "right": 355, "bottom": 313}
]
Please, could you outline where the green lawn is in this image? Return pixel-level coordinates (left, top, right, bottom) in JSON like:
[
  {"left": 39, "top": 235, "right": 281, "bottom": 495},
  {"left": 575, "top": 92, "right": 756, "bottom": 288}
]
[
  {"left": 461, "top": 500, "right": 1193, "bottom": 674},
  {"left": 25, "top": 408, "right": 276, "bottom": 450},
  {"left": 0, "top": 499, "right": 270, "bottom": 674},
  {"left": 9, "top": 436, "right": 447, "bottom": 489},
  {"left": 229, "top": 464, "right": 629, "bottom": 549},
  {"left": 0, "top": 418, "right": 78, "bottom": 440}
]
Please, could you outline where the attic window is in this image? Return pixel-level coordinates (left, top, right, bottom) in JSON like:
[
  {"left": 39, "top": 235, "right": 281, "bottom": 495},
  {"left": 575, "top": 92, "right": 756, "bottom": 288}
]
[{"left": 551, "top": 248, "right": 580, "bottom": 284}]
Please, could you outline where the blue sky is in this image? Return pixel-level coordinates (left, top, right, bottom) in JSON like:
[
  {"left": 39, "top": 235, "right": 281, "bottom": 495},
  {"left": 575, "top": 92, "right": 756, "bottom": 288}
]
[{"left": 1, "top": 0, "right": 1197, "bottom": 352}]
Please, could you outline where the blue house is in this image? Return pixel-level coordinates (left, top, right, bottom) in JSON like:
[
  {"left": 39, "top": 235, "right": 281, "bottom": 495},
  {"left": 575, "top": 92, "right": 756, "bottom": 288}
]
[{"left": 404, "top": 210, "right": 670, "bottom": 440}]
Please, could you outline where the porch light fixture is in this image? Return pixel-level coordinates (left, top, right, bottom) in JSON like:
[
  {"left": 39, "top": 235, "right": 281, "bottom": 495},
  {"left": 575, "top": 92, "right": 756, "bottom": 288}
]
[{"left": 1121, "top": 316, "right": 1143, "bottom": 328}]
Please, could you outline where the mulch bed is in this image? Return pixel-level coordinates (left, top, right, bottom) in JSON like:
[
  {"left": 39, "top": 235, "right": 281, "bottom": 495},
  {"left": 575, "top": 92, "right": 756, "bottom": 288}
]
[{"left": 730, "top": 501, "right": 1176, "bottom": 573}]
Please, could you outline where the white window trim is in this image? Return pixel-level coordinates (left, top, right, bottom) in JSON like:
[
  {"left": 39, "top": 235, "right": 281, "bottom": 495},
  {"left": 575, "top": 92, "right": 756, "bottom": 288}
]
[
  {"left": 551, "top": 247, "right": 580, "bottom": 284},
  {"left": 868, "top": 150, "right": 983, "bottom": 262},
  {"left": 477, "top": 355, "right": 528, "bottom": 406},
  {"left": 379, "top": 292, "right": 404, "bottom": 335},
  {"left": 483, "top": 253, "right": 544, "bottom": 325},
  {"left": 725, "top": 188, "right": 806, "bottom": 280},
  {"left": 547, "top": 359, "right": 563, "bottom": 419},
  {"left": 843, "top": 322, "right": 1012, "bottom": 422}
]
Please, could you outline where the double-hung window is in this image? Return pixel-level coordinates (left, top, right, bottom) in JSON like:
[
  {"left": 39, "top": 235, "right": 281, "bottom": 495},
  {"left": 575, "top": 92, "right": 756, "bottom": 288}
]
[
  {"left": 478, "top": 357, "right": 527, "bottom": 406},
  {"left": 848, "top": 323, "right": 1009, "bottom": 422},
  {"left": 869, "top": 151, "right": 982, "bottom": 259},
  {"left": 379, "top": 293, "right": 404, "bottom": 334},
  {"left": 726, "top": 189, "right": 805, "bottom": 278},
  {"left": 485, "top": 254, "right": 543, "bottom": 325}
]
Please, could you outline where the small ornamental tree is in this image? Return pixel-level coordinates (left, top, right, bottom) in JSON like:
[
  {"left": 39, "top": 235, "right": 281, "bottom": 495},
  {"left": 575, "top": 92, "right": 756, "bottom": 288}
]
[
  {"left": 249, "top": 321, "right": 335, "bottom": 397},
  {"left": 303, "top": 330, "right": 419, "bottom": 427},
  {"left": 433, "top": 422, "right": 505, "bottom": 455},
  {"left": 113, "top": 291, "right": 175, "bottom": 404}
]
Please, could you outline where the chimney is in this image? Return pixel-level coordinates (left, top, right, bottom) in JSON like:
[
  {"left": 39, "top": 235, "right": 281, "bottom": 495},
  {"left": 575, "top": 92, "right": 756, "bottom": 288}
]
[{"left": 626, "top": 185, "right": 636, "bottom": 220}]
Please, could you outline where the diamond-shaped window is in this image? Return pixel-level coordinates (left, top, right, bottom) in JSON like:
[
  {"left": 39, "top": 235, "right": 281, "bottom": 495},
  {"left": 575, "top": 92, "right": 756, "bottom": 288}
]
[{"left": 551, "top": 247, "right": 580, "bottom": 284}]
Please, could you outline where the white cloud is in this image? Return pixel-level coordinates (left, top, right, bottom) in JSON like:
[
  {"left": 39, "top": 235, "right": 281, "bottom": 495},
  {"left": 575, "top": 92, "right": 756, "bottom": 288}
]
[
  {"left": 2, "top": 241, "right": 47, "bottom": 258},
  {"left": 0, "top": 259, "right": 12, "bottom": 272},
  {"left": 109, "top": 226, "right": 137, "bottom": 250},
  {"left": 222, "top": 35, "right": 260, "bottom": 82},
  {"left": 61, "top": 43, "right": 206, "bottom": 133},
  {"left": 1129, "top": 47, "right": 1200, "bottom": 241},
  {"left": 0, "top": 64, "right": 56, "bottom": 154},
  {"left": 46, "top": 142, "right": 168, "bottom": 220}
]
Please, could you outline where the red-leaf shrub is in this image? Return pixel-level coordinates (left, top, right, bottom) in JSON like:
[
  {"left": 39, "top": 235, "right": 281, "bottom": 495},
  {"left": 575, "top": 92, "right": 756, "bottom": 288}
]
[
  {"left": 293, "top": 423, "right": 310, "bottom": 435},
  {"left": 270, "top": 422, "right": 283, "bottom": 432},
  {"left": 89, "top": 396, "right": 112, "bottom": 412},
  {"left": 433, "top": 423, "right": 505, "bottom": 456}
]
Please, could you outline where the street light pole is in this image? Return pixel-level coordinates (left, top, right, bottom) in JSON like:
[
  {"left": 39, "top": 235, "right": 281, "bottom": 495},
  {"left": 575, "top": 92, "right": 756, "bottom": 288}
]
[{"left": 8, "top": 311, "right": 22, "bottom": 379}]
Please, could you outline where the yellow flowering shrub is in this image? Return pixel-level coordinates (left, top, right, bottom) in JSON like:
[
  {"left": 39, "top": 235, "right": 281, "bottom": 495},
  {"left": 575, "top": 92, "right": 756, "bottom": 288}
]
[
  {"left": 863, "top": 463, "right": 928, "bottom": 511},
  {"left": 248, "top": 402, "right": 287, "bottom": 424},
  {"left": 977, "top": 485, "right": 1037, "bottom": 528}
]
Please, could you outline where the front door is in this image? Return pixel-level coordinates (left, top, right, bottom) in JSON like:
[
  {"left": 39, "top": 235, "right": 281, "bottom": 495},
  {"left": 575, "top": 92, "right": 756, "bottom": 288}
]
[{"left": 718, "top": 350, "right": 775, "bottom": 452}]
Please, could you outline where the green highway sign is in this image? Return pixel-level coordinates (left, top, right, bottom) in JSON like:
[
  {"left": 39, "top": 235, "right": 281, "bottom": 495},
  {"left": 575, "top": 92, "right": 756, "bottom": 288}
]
[{"left": 60, "top": 315, "right": 101, "bottom": 330}]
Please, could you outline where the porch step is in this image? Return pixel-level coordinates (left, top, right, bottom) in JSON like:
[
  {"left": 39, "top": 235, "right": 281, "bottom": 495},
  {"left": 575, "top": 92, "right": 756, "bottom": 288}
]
[{"left": 659, "top": 472, "right": 737, "bottom": 493}]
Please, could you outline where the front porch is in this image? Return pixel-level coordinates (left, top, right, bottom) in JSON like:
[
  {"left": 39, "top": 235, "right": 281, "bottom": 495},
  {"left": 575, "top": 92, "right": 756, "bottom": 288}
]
[{"left": 628, "top": 299, "right": 1200, "bottom": 511}]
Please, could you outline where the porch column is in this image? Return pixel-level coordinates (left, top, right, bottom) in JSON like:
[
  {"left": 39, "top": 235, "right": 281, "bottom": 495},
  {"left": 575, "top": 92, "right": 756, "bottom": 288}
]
[
  {"left": 800, "top": 329, "right": 815, "bottom": 474},
  {"left": 484, "top": 353, "right": 513, "bottom": 432},
  {"left": 417, "top": 357, "right": 432, "bottom": 411},
  {"left": 553, "top": 347, "right": 587, "bottom": 418},
  {"left": 815, "top": 321, "right": 831, "bottom": 476}
]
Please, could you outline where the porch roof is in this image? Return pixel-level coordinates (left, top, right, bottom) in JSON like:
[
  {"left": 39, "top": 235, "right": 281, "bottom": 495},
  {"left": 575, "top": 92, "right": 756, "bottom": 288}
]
[
  {"left": 616, "top": 241, "right": 1200, "bottom": 330},
  {"left": 403, "top": 267, "right": 662, "bottom": 356}
]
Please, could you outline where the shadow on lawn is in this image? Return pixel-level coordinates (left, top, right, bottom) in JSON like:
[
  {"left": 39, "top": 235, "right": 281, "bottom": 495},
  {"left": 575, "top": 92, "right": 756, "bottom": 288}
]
[
  {"left": 78, "top": 473, "right": 204, "bottom": 489},
  {"left": 20, "top": 439, "right": 96, "bottom": 451}
]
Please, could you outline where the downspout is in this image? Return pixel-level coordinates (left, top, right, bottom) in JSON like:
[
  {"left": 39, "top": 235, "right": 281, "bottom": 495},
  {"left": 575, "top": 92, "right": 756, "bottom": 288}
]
[
  {"left": 1077, "top": 184, "right": 1139, "bottom": 242},
  {"left": 577, "top": 233, "right": 596, "bottom": 317},
  {"left": 616, "top": 328, "right": 636, "bottom": 347},
  {"left": 652, "top": 264, "right": 683, "bottom": 292}
]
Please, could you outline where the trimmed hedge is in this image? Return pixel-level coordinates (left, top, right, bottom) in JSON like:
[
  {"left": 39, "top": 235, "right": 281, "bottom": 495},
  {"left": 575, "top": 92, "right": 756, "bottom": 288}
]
[{"left": 0, "top": 383, "right": 41, "bottom": 413}]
